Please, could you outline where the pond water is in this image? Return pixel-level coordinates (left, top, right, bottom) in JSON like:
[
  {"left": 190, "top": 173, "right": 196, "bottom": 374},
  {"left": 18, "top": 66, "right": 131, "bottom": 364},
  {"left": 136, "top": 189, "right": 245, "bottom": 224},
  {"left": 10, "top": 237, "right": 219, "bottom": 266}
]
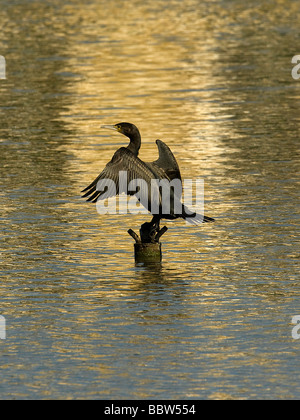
[{"left": 0, "top": 0, "right": 299, "bottom": 399}]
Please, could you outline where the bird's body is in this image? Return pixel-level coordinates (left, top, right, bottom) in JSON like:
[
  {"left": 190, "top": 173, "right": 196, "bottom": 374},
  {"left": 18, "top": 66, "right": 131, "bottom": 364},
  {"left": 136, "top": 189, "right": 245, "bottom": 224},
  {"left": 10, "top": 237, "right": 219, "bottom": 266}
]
[{"left": 82, "top": 122, "right": 214, "bottom": 227}]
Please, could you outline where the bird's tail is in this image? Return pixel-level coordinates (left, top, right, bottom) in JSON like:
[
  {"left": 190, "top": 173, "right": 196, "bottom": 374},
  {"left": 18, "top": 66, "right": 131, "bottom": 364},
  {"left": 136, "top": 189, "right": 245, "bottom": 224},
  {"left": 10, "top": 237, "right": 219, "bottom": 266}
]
[{"left": 182, "top": 206, "right": 215, "bottom": 225}]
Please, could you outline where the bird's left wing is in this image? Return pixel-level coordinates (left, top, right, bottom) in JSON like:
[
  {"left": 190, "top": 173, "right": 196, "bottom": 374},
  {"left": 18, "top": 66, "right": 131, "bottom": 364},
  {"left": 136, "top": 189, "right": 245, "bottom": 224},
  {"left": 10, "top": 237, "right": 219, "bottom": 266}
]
[{"left": 81, "top": 148, "right": 161, "bottom": 212}]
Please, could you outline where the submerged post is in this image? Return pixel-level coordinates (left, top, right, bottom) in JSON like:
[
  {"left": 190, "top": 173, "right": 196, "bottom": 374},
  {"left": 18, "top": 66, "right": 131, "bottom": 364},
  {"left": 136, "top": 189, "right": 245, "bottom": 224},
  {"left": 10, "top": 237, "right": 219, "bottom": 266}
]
[{"left": 128, "top": 222, "right": 168, "bottom": 263}]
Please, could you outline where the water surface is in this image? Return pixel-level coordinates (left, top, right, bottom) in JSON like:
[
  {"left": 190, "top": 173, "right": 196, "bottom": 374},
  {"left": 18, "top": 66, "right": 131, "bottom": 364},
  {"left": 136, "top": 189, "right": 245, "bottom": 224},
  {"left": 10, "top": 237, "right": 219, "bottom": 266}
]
[{"left": 0, "top": 0, "right": 299, "bottom": 399}]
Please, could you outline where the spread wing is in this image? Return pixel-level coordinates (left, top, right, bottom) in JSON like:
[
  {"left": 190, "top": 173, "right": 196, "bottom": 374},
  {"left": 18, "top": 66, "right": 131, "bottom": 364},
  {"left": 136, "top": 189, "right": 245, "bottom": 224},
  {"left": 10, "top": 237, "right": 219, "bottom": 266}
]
[
  {"left": 152, "top": 140, "right": 181, "bottom": 181},
  {"left": 81, "top": 147, "right": 162, "bottom": 212},
  {"left": 146, "top": 140, "right": 182, "bottom": 199},
  {"left": 82, "top": 141, "right": 214, "bottom": 223}
]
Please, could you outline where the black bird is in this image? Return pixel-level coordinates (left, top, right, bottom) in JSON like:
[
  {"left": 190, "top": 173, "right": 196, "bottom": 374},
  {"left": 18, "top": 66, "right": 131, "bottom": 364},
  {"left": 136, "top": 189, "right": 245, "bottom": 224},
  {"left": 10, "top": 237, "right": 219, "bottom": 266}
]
[{"left": 82, "top": 122, "right": 214, "bottom": 228}]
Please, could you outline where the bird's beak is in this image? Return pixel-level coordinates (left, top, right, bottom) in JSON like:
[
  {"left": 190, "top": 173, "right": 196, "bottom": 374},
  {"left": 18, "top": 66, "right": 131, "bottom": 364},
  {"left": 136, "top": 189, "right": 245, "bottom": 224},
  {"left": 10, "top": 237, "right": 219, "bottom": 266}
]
[{"left": 101, "top": 124, "right": 118, "bottom": 131}]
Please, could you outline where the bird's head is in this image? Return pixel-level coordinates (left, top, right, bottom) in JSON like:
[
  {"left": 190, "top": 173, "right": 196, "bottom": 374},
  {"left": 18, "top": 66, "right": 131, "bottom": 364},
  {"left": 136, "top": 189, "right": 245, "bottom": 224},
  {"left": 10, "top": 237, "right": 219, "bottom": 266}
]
[{"left": 101, "top": 122, "right": 140, "bottom": 139}]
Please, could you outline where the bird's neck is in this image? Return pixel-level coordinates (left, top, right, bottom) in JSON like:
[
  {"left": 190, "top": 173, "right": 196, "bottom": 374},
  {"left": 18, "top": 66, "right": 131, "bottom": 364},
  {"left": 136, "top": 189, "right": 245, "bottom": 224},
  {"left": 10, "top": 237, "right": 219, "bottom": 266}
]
[{"left": 127, "top": 132, "right": 141, "bottom": 156}]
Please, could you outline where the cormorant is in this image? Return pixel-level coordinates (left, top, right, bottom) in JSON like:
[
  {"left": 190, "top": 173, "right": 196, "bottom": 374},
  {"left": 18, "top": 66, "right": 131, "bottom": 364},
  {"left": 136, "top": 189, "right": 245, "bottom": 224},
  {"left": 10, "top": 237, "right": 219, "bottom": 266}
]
[{"left": 82, "top": 122, "right": 214, "bottom": 227}]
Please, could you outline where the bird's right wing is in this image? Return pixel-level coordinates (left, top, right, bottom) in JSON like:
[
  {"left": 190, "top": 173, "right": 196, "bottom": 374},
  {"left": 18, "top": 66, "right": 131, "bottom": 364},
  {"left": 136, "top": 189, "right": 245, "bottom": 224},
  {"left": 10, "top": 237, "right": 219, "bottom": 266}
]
[
  {"left": 152, "top": 140, "right": 181, "bottom": 181},
  {"left": 146, "top": 139, "right": 182, "bottom": 200}
]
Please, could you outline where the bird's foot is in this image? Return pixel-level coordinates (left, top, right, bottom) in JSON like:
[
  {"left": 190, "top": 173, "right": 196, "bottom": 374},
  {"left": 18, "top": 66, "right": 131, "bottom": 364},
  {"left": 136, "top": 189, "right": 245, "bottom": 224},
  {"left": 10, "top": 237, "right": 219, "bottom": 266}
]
[{"left": 140, "top": 221, "right": 159, "bottom": 243}]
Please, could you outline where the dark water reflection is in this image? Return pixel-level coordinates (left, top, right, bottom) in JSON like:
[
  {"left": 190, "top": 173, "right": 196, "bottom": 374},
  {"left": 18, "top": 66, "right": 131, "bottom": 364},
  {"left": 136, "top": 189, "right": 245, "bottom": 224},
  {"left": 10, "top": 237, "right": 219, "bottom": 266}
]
[{"left": 0, "top": 0, "right": 299, "bottom": 399}]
